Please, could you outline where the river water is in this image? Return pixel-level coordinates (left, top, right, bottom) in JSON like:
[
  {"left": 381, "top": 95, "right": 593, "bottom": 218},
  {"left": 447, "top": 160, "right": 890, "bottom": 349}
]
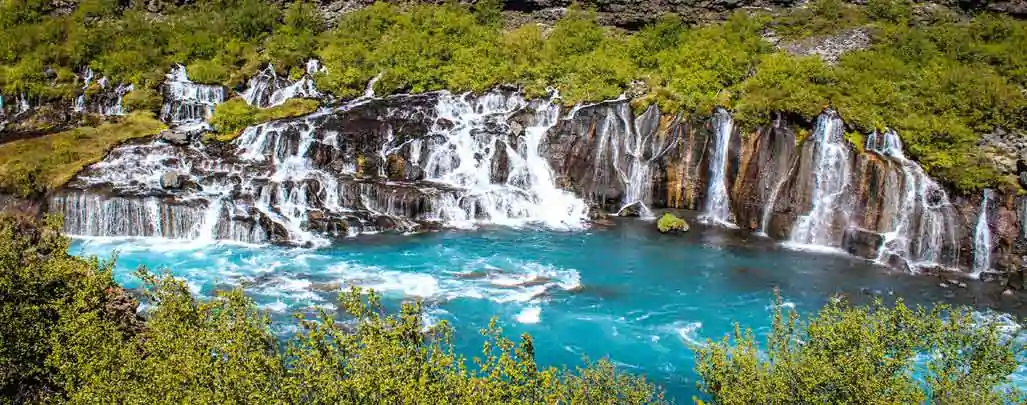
[{"left": 69, "top": 214, "right": 1027, "bottom": 401}]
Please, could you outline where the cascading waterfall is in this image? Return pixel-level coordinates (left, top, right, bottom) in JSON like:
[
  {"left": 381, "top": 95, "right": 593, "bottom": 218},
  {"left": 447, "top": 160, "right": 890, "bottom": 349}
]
[
  {"left": 241, "top": 60, "right": 324, "bottom": 108},
  {"left": 57, "top": 84, "right": 590, "bottom": 244},
  {"left": 699, "top": 108, "right": 736, "bottom": 227},
  {"left": 160, "top": 64, "right": 225, "bottom": 128},
  {"left": 973, "top": 189, "right": 994, "bottom": 275},
  {"left": 866, "top": 130, "right": 960, "bottom": 271},
  {"left": 74, "top": 68, "right": 94, "bottom": 113},
  {"left": 787, "top": 111, "right": 852, "bottom": 249},
  {"left": 587, "top": 102, "right": 675, "bottom": 218},
  {"left": 418, "top": 92, "right": 589, "bottom": 229}
]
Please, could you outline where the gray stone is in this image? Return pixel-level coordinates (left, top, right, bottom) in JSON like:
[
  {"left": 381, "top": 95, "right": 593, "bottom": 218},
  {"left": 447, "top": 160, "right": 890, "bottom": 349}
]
[
  {"left": 160, "top": 172, "right": 182, "bottom": 189},
  {"left": 158, "top": 129, "right": 190, "bottom": 146}
]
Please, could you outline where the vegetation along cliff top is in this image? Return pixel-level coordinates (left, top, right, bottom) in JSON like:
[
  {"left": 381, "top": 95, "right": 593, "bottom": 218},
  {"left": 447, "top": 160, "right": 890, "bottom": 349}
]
[{"left": 1, "top": 0, "right": 1025, "bottom": 194}]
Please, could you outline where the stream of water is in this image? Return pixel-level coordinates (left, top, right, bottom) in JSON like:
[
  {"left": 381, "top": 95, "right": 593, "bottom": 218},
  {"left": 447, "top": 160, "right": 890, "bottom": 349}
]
[{"left": 69, "top": 216, "right": 1027, "bottom": 401}]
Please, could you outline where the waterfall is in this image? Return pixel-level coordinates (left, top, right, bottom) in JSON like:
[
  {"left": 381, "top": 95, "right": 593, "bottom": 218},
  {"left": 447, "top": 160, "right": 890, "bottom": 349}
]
[
  {"left": 58, "top": 84, "right": 590, "bottom": 244},
  {"left": 241, "top": 60, "right": 324, "bottom": 108},
  {"left": 74, "top": 68, "right": 94, "bottom": 113},
  {"left": 585, "top": 103, "right": 675, "bottom": 218},
  {"left": 160, "top": 64, "right": 224, "bottom": 127},
  {"left": 16, "top": 94, "right": 29, "bottom": 115},
  {"left": 866, "top": 130, "right": 960, "bottom": 271},
  {"left": 418, "top": 92, "right": 589, "bottom": 229},
  {"left": 787, "top": 111, "right": 852, "bottom": 249},
  {"left": 699, "top": 108, "right": 736, "bottom": 227},
  {"left": 973, "top": 189, "right": 994, "bottom": 275}
]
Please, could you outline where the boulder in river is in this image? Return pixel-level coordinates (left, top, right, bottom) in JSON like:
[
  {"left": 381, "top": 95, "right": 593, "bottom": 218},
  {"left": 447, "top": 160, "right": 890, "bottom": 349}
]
[{"left": 657, "top": 213, "right": 689, "bottom": 233}]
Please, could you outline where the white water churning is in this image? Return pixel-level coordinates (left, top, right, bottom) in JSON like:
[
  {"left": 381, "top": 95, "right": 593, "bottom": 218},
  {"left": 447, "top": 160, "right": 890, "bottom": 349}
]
[{"left": 160, "top": 64, "right": 225, "bottom": 127}]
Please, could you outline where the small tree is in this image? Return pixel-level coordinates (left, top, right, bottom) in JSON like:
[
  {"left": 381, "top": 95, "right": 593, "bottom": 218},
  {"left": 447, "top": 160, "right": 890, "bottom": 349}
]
[{"left": 694, "top": 294, "right": 1025, "bottom": 404}]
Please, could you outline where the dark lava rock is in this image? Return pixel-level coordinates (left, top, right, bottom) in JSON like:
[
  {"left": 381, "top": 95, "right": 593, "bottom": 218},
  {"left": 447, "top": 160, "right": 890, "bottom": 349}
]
[{"left": 841, "top": 227, "right": 884, "bottom": 259}]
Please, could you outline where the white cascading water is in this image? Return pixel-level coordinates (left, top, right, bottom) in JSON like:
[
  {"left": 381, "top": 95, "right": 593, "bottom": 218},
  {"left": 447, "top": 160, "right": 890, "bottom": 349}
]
[
  {"left": 74, "top": 67, "right": 94, "bottom": 113},
  {"left": 418, "top": 92, "right": 589, "bottom": 229},
  {"left": 699, "top": 108, "right": 736, "bottom": 227},
  {"left": 17, "top": 94, "right": 29, "bottom": 115},
  {"left": 866, "top": 130, "right": 960, "bottom": 271},
  {"left": 241, "top": 60, "right": 323, "bottom": 108},
  {"left": 787, "top": 111, "right": 852, "bottom": 249},
  {"left": 973, "top": 189, "right": 994, "bottom": 275},
  {"left": 160, "top": 64, "right": 224, "bottom": 127},
  {"left": 587, "top": 102, "right": 675, "bottom": 218},
  {"left": 56, "top": 84, "right": 590, "bottom": 244}
]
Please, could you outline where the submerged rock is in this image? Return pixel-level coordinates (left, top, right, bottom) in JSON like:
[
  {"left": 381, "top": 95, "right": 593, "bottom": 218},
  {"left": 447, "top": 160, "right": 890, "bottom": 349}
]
[{"left": 657, "top": 213, "right": 689, "bottom": 233}]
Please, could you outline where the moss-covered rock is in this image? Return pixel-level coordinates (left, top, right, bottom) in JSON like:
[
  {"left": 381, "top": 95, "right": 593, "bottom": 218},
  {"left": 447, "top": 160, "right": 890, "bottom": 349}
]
[{"left": 657, "top": 213, "right": 689, "bottom": 233}]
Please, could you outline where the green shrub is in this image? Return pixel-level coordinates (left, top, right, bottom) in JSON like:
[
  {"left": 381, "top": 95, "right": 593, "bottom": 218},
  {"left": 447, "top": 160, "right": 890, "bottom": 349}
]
[
  {"left": 209, "top": 97, "right": 320, "bottom": 141},
  {"left": 122, "top": 87, "right": 163, "bottom": 113},
  {"left": 695, "top": 295, "right": 1024, "bottom": 404}
]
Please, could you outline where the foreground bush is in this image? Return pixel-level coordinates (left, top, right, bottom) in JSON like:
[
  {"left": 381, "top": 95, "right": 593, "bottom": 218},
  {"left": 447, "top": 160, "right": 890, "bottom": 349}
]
[
  {"left": 695, "top": 295, "right": 1026, "bottom": 404},
  {"left": 0, "top": 215, "right": 664, "bottom": 404}
]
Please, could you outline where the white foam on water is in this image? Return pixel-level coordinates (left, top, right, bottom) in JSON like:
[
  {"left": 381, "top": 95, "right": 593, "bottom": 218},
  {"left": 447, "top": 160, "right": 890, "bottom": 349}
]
[
  {"left": 673, "top": 321, "right": 705, "bottom": 347},
  {"left": 516, "top": 306, "right": 542, "bottom": 324},
  {"left": 261, "top": 301, "right": 289, "bottom": 313}
]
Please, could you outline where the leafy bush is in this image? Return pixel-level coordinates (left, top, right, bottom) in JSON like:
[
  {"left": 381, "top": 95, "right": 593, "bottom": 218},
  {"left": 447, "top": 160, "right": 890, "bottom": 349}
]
[
  {"left": 208, "top": 98, "right": 321, "bottom": 141},
  {"left": 695, "top": 295, "right": 1025, "bottom": 404},
  {"left": 122, "top": 86, "right": 163, "bottom": 113}
]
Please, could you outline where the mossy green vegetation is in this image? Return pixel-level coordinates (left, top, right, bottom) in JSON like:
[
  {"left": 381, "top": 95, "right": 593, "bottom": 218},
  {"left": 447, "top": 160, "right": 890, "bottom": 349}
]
[
  {"left": 0, "top": 215, "right": 665, "bottom": 403},
  {"left": 0, "top": 113, "right": 165, "bottom": 197},
  {"left": 208, "top": 98, "right": 320, "bottom": 142},
  {"left": 695, "top": 295, "right": 1025, "bottom": 404},
  {"left": 1, "top": 0, "right": 1025, "bottom": 191},
  {"left": 656, "top": 213, "right": 689, "bottom": 233}
]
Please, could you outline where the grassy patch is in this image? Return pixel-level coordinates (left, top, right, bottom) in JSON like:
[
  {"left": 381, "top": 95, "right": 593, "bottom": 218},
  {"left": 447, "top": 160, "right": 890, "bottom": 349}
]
[
  {"left": 208, "top": 98, "right": 320, "bottom": 142},
  {"left": 0, "top": 112, "right": 165, "bottom": 197}
]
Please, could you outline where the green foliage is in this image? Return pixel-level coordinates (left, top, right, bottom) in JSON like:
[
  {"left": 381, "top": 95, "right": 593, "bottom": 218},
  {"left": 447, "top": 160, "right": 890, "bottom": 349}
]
[
  {"left": 656, "top": 213, "right": 689, "bottom": 233},
  {"left": 0, "top": 113, "right": 165, "bottom": 196},
  {"left": 0, "top": 215, "right": 664, "bottom": 403},
  {"left": 866, "top": 0, "right": 914, "bottom": 24},
  {"left": 208, "top": 97, "right": 321, "bottom": 141},
  {"left": 0, "top": 214, "right": 129, "bottom": 402},
  {"left": 121, "top": 86, "right": 163, "bottom": 114},
  {"left": 769, "top": 0, "right": 868, "bottom": 39},
  {"left": 695, "top": 295, "right": 1025, "bottom": 404}
]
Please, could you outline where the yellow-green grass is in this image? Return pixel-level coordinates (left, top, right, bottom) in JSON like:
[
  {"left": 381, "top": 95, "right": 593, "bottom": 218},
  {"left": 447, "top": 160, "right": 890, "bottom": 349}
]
[
  {"left": 0, "top": 112, "right": 166, "bottom": 197},
  {"left": 208, "top": 98, "right": 321, "bottom": 142}
]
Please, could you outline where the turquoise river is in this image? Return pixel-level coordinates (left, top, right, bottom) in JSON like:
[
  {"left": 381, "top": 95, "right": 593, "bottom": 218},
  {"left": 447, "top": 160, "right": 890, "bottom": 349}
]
[{"left": 70, "top": 216, "right": 1027, "bottom": 401}]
